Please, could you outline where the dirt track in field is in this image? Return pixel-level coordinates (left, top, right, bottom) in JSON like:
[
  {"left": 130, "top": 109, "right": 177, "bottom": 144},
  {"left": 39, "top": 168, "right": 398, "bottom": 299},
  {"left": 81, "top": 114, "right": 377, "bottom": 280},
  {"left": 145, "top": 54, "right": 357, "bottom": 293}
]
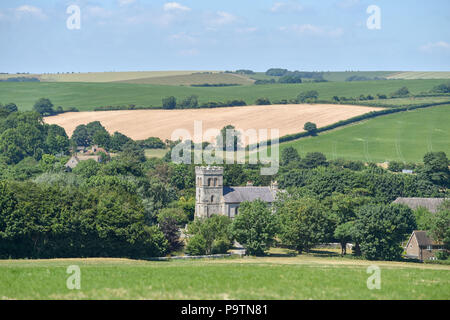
[{"left": 44, "top": 104, "right": 383, "bottom": 144}]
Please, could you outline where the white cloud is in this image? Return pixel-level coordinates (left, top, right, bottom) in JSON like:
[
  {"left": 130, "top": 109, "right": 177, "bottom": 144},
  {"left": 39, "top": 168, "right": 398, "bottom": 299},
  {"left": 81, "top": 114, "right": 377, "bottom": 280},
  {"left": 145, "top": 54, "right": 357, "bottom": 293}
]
[
  {"left": 86, "top": 6, "right": 113, "bottom": 19},
  {"left": 280, "top": 24, "right": 344, "bottom": 37},
  {"left": 420, "top": 41, "right": 450, "bottom": 53},
  {"left": 208, "top": 11, "right": 237, "bottom": 26},
  {"left": 271, "top": 1, "right": 303, "bottom": 13},
  {"left": 15, "top": 5, "right": 46, "bottom": 19},
  {"left": 164, "top": 2, "right": 191, "bottom": 12},
  {"left": 169, "top": 32, "right": 198, "bottom": 44},
  {"left": 118, "top": 0, "right": 136, "bottom": 6}
]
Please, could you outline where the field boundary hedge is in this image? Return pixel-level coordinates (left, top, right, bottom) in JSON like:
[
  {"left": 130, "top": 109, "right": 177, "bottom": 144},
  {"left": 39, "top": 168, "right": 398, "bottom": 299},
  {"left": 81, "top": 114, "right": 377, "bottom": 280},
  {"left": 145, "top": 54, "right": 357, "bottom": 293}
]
[{"left": 247, "top": 101, "right": 450, "bottom": 150}]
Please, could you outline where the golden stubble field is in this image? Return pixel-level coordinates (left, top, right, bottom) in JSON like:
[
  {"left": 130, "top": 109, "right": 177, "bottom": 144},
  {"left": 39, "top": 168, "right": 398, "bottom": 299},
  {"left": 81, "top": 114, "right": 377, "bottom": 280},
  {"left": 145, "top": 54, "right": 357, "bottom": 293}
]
[{"left": 45, "top": 104, "right": 383, "bottom": 144}]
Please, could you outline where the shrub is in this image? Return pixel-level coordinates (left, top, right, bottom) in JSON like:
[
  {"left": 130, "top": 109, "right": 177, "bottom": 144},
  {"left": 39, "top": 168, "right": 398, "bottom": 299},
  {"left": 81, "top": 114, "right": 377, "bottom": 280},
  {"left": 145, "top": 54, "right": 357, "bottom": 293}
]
[
  {"left": 255, "top": 98, "right": 271, "bottom": 105},
  {"left": 211, "top": 237, "right": 232, "bottom": 254},
  {"left": 185, "top": 234, "right": 207, "bottom": 256}
]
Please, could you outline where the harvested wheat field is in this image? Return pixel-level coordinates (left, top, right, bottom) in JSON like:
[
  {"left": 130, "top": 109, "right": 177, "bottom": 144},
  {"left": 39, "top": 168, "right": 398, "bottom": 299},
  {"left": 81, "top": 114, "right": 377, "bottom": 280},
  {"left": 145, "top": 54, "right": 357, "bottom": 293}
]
[{"left": 45, "top": 104, "right": 383, "bottom": 144}]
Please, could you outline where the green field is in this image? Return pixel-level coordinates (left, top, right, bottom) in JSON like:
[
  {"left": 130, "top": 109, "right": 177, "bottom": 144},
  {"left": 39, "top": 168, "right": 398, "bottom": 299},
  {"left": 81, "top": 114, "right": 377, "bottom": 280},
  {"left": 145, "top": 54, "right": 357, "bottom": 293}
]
[
  {"left": 0, "top": 79, "right": 446, "bottom": 111},
  {"left": 117, "top": 72, "right": 254, "bottom": 86},
  {"left": 1, "top": 252, "right": 449, "bottom": 300},
  {"left": 277, "top": 105, "right": 450, "bottom": 163}
]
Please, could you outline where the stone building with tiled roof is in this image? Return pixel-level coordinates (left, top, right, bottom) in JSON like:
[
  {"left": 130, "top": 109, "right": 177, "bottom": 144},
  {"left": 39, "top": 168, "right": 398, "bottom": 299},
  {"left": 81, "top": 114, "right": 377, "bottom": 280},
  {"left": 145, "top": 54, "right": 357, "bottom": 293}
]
[{"left": 195, "top": 166, "right": 279, "bottom": 219}]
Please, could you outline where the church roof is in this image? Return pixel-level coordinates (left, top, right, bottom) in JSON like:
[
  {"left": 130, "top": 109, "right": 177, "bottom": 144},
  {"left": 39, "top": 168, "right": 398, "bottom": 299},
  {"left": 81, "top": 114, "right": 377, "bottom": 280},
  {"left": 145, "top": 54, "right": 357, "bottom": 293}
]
[{"left": 223, "top": 186, "right": 275, "bottom": 204}]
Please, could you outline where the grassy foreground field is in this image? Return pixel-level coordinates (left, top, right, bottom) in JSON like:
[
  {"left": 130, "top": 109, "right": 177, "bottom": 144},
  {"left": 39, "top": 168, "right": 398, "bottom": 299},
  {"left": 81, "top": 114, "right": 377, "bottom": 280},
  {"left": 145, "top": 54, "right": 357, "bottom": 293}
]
[
  {"left": 0, "top": 79, "right": 445, "bottom": 111},
  {"left": 278, "top": 104, "right": 450, "bottom": 163},
  {"left": 1, "top": 253, "right": 449, "bottom": 300}
]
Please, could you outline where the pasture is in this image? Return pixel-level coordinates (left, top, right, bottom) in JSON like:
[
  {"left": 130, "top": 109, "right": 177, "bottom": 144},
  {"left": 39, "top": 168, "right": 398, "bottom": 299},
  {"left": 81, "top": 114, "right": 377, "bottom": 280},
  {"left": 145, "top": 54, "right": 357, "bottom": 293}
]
[
  {"left": 117, "top": 72, "right": 254, "bottom": 86},
  {"left": 44, "top": 104, "right": 383, "bottom": 142},
  {"left": 1, "top": 253, "right": 449, "bottom": 300},
  {"left": 0, "top": 79, "right": 446, "bottom": 111},
  {"left": 278, "top": 104, "right": 450, "bottom": 163}
]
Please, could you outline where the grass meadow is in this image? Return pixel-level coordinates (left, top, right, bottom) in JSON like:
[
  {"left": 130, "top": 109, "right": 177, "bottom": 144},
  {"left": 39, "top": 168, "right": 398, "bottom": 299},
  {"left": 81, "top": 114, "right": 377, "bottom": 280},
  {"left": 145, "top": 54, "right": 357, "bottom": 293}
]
[
  {"left": 1, "top": 251, "right": 449, "bottom": 300},
  {"left": 0, "top": 79, "right": 446, "bottom": 111},
  {"left": 277, "top": 104, "right": 450, "bottom": 163}
]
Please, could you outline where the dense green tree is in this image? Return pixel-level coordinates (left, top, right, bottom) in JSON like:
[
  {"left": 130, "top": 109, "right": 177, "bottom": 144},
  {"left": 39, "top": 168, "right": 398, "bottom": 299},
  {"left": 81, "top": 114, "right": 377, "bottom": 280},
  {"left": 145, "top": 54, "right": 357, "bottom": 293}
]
[
  {"left": 71, "top": 125, "right": 91, "bottom": 147},
  {"left": 110, "top": 131, "right": 133, "bottom": 151},
  {"left": 33, "top": 98, "right": 54, "bottom": 116},
  {"left": 303, "top": 122, "right": 317, "bottom": 136},
  {"left": 162, "top": 96, "right": 177, "bottom": 109},
  {"left": 277, "top": 197, "right": 334, "bottom": 253},
  {"left": 280, "top": 146, "right": 301, "bottom": 167},
  {"left": 419, "top": 152, "right": 449, "bottom": 188},
  {"left": 353, "top": 204, "right": 416, "bottom": 260},
  {"left": 186, "top": 215, "right": 233, "bottom": 255},
  {"left": 297, "top": 90, "right": 319, "bottom": 103},
  {"left": 230, "top": 199, "right": 278, "bottom": 256},
  {"left": 302, "top": 152, "right": 328, "bottom": 169}
]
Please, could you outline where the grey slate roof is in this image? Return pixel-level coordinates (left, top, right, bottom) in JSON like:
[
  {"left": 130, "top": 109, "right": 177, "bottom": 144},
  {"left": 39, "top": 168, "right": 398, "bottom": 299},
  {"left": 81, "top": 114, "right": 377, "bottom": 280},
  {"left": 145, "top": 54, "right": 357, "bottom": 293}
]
[
  {"left": 413, "top": 231, "right": 439, "bottom": 246},
  {"left": 393, "top": 197, "right": 446, "bottom": 213},
  {"left": 223, "top": 186, "right": 275, "bottom": 204}
]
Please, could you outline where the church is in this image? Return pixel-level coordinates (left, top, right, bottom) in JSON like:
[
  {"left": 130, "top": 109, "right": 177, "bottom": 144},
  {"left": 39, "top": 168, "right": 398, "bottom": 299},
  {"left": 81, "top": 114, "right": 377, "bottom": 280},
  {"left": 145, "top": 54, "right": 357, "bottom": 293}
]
[{"left": 195, "top": 166, "right": 279, "bottom": 219}]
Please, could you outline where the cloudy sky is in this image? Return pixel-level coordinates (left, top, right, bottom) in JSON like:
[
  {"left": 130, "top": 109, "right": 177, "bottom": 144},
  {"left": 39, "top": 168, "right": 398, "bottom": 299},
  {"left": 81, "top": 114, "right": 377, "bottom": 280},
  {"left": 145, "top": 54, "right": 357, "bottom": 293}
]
[{"left": 0, "top": 0, "right": 449, "bottom": 73}]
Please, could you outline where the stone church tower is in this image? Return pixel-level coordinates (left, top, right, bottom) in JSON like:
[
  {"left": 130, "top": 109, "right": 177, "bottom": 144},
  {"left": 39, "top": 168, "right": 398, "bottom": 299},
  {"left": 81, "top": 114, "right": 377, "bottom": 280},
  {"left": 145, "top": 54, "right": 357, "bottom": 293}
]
[{"left": 195, "top": 166, "right": 224, "bottom": 218}]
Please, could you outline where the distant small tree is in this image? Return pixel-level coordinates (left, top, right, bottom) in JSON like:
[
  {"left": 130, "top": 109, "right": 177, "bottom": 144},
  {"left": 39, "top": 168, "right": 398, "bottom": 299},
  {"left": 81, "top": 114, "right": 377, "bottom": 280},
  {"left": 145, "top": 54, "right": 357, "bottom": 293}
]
[
  {"left": 301, "top": 152, "right": 328, "bottom": 168},
  {"left": 255, "top": 97, "right": 271, "bottom": 105},
  {"left": 297, "top": 90, "right": 319, "bottom": 103},
  {"left": 392, "top": 87, "right": 410, "bottom": 97},
  {"left": 178, "top": 95, "right": 198, "bottom": 108},
  {"left": 303, "top": 122, "right": 317, "bottom": 136},
  {"left": 162, "top": 96, "right": 177, "bottom": 109},
  {"left": 33, "top": 98, "right": 54, "bottom": 116}
]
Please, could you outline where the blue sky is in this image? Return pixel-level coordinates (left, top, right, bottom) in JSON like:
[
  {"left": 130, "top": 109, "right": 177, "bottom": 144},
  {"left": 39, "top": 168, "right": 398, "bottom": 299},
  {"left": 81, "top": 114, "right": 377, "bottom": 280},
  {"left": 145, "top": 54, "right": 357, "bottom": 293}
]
[{"left": 0, "top": 0, "right": 449, "bottom": 73}]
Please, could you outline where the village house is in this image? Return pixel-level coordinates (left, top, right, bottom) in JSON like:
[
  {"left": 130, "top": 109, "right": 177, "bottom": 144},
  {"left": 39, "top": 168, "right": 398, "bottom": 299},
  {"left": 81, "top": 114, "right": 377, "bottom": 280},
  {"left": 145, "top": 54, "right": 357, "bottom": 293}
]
[
  {"left": 65, "top": 145, "right": 109, "bottom": 169},
  {"left": 195, "top": 166, "right": 280, "bottom": 219},
  {"left": 393, "top": 197, "right": 447, "bottom": 261},
  {"left": 404, "top": 230, "right": 445, "bottom": 261}
]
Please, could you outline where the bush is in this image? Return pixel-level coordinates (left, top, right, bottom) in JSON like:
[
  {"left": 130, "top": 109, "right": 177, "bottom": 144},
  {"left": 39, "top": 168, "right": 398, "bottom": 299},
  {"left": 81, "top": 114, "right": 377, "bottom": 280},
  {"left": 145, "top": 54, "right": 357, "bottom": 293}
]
[
  {"left": 162, "top": 96, "right": 177, "bottom": 109},
  {"left": 185, "top": 234, "right": 207, "bottom": 256},
  {"left": 211, "top": 237, "right": 232, "bottom": 254},
  {"left": 435, "top": 250, "right": 449, "bottom": 260},
  {"left": 255, "top": 98, "right": 271, "bottom": 105},
  {"left": 297, "top": 90, "right": 319, "bottom": 103}
]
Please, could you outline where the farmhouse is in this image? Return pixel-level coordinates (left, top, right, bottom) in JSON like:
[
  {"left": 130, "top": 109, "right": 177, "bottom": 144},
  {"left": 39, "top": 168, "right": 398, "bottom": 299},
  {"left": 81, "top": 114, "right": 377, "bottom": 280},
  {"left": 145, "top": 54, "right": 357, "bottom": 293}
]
[
  {"left": 404, "top": 230, "right": 445, "bottom": 261},
  {"left": 65, "top": 145, "right": 110, "bottom": 169},
  {"left": 195, "top": 166, "right": 279, "bottom": 218}
]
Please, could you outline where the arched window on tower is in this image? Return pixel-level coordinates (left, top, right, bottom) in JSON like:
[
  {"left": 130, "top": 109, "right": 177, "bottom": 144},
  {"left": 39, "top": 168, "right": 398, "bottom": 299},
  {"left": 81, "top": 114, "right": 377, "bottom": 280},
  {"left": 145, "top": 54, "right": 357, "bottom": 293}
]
[
  {"left": 211, "top": 195, "right": 215, "bottom": 203},
  {"left": 208, "top": 178, "right": 212, "bottom": 186},
  {"left": 214, "top": 178, "right": 218, "bottom": 186}
]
